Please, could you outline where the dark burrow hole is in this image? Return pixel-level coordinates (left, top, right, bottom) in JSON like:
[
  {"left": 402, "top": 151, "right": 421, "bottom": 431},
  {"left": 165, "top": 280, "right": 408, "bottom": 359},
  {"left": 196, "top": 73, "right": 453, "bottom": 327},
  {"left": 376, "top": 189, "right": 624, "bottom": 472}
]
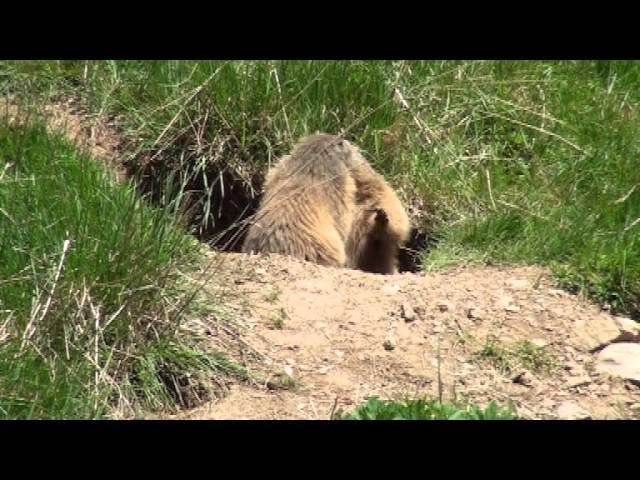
[
  {"left": 397, "top": 228, "right": 435, "bottom": 273},
  {"left": 125, "top": 143, "right": 432, "bottom": 274}
]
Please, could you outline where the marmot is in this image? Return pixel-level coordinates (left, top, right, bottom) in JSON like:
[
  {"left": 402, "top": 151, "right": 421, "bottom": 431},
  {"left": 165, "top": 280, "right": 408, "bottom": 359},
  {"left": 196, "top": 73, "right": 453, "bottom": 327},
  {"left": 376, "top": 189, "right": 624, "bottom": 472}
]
[{"left": 242, "top": 133, "right": 410, "bottom": 274}]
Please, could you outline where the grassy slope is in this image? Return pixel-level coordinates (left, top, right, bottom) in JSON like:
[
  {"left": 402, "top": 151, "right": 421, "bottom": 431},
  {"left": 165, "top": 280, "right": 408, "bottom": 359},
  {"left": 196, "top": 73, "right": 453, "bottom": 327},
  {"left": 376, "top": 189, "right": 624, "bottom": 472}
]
[{"left": 0, "top": 118, "right": 241, "bottom": 418}]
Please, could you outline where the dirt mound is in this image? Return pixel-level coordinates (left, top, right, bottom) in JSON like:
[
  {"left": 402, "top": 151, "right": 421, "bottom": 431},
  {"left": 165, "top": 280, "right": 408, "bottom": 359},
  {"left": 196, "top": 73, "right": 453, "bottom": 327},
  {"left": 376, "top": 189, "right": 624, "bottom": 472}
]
[{"left": 168, "top": 251, "right": 640, "bottom": 420}]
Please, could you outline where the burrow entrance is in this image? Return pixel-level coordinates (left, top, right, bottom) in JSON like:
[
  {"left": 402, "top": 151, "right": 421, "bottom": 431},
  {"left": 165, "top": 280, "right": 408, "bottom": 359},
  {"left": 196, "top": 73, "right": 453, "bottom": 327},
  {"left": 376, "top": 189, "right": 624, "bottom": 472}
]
[{"left": 124, "top": 136, "right": 432, "bottom": 274}]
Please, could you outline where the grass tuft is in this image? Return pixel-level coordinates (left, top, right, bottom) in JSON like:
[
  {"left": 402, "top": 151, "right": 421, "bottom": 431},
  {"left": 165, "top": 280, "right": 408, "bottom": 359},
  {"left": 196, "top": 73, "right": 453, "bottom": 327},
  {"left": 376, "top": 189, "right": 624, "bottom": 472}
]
[{"left": 336, "top": 396, "right": 518, "bottom": 420}]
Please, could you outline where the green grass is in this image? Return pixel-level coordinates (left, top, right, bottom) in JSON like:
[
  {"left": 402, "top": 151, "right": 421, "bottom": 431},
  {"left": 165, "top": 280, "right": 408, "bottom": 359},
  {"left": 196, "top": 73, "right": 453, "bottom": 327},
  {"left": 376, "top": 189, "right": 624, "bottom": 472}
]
[
  {"left": 476, "top": 339, "right": 558, "bottom": 376},
  {"left": 2, "top": 60, "right": 637, "bottom": 317},
  {"left": 0, "top": 118, "right": 240, "bottom": 418},
  {"left": 336, "top": 396, "right": 518, "bottom": 420}
]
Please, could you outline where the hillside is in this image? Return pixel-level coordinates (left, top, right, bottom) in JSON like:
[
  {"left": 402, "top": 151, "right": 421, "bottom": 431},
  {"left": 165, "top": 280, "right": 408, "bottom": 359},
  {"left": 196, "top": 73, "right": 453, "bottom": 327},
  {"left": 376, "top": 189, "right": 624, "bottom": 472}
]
[{"left": 2, "top": 60, "right": 640, "bottom": 420}]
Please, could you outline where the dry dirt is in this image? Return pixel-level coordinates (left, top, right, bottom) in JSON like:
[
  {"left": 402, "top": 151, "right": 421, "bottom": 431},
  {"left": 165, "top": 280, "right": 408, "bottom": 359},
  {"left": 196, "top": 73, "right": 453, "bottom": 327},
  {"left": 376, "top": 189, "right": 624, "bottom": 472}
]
[{"left": 170, "top": 251, "right": 640, "bottom": 420}]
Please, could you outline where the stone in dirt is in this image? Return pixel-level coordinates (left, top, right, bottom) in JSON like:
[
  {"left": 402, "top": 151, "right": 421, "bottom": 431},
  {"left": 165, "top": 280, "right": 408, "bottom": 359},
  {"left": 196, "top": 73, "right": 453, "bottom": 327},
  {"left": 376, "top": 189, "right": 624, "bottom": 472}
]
[
  {"left": 401, "top": 302, "right": 416, "bottom": 322},
  {"left": 383, "top": 339, "right": 396, "bottom": 351},
  {"left": 505, "top": 278, "right": 530, "bottom": 290},
  {"left": 549, "top": 288, "right": 569, "bottom": 298},
  {"left": 571, "top": 315, "right": 622, "bottom": 352},
  {"left": 382, "top": 285, "right": 401, "bottom": 295},
  {"left": 437, "top": 302, "right": 450, "bottom": 312},
  {"left": 613, "top": 316, "right": 640, "bottom": 343},
  {"left": 530, "top": 338, "right": 549, "bottom": 349},
  {"left": 595, "top": 343, "right": 640, "bottom": 386},
  {"left": 556, "top": 401, "right": 592, "bottom": 420},
  {"left": 512, "top": 371, "right": 535, "bottom": 387},
  {"left": 566, "top": 376, "right": 591, "bottom": 389}
]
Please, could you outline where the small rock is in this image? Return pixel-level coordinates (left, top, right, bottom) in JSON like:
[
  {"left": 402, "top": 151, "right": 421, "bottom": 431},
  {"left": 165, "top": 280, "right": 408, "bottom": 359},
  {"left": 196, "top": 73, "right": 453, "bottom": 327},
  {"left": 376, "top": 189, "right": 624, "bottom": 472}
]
[
  {"left": 401, "top": 302, "right": 416, "bottom": 322},
  {"left": 557, "top": 401, "right": 592, "bottom": 420},
  {"left": 513, "top": 371, "right": 535, "bottom": 387},
  {"left": 565, "top": 362, "right": 587, "bottom": 377},
  {"left": 534, "top": 303, "right": 547, "bottom": 312},
  {"left": 567, "top": 376, "right": 591, "bottom": 389},
  {"left": 436, "top": 302, "right": 450, "bottom": 312},
  {"left": 531, "top": 338, "right": 549, "bottom": 349},
  {"left": 382, "top": 285, "right": 401, "bottom": 295},
  {"left": 255, "top": 268, "right": 267, "bottom": 276},
  {"left": 334, "top": 350, "right": 344, "bottom": 359},
  {"left": 571, "top": 315, "right": 622, "bottom": 352},
  {"left": 595, "top": 343, "right": 640, "bottom": 386},
  {"left": 467, "top": 307, "right": 484, "bottom": 321},
  {"left": 283, "top": 365, "right": 294, "bottom": 377},
  {"left": 541, "top": 398, "right": 556, "bottom": 410},
  {"left": 613, "top": 316, "right": 640, "bottom": 342},
  {"left": 549, "top": 288, "right": 569, "bottom": 297},
  {"left": 505, "top": 304, "right": 521, "bottom": 313},
  {"left": 383, "top": 339, "right": 396, "bottom": 351},
  {"left": 505, "top": 278, "right": 529, "bottom": 290}
]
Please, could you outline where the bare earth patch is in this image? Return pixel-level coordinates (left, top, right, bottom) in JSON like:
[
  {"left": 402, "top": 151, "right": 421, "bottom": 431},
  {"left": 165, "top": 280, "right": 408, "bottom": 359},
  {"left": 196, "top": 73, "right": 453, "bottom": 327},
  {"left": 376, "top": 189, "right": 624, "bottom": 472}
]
[{"left": 170, "top": 251, "right": 640, "bottom": 420}]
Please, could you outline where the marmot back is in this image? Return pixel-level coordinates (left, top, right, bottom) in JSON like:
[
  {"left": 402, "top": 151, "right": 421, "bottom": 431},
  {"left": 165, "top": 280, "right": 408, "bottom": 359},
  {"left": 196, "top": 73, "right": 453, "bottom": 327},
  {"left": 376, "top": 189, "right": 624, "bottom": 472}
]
[{"left": 242, "top": 134, "right": 357, "bottom": 267}]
